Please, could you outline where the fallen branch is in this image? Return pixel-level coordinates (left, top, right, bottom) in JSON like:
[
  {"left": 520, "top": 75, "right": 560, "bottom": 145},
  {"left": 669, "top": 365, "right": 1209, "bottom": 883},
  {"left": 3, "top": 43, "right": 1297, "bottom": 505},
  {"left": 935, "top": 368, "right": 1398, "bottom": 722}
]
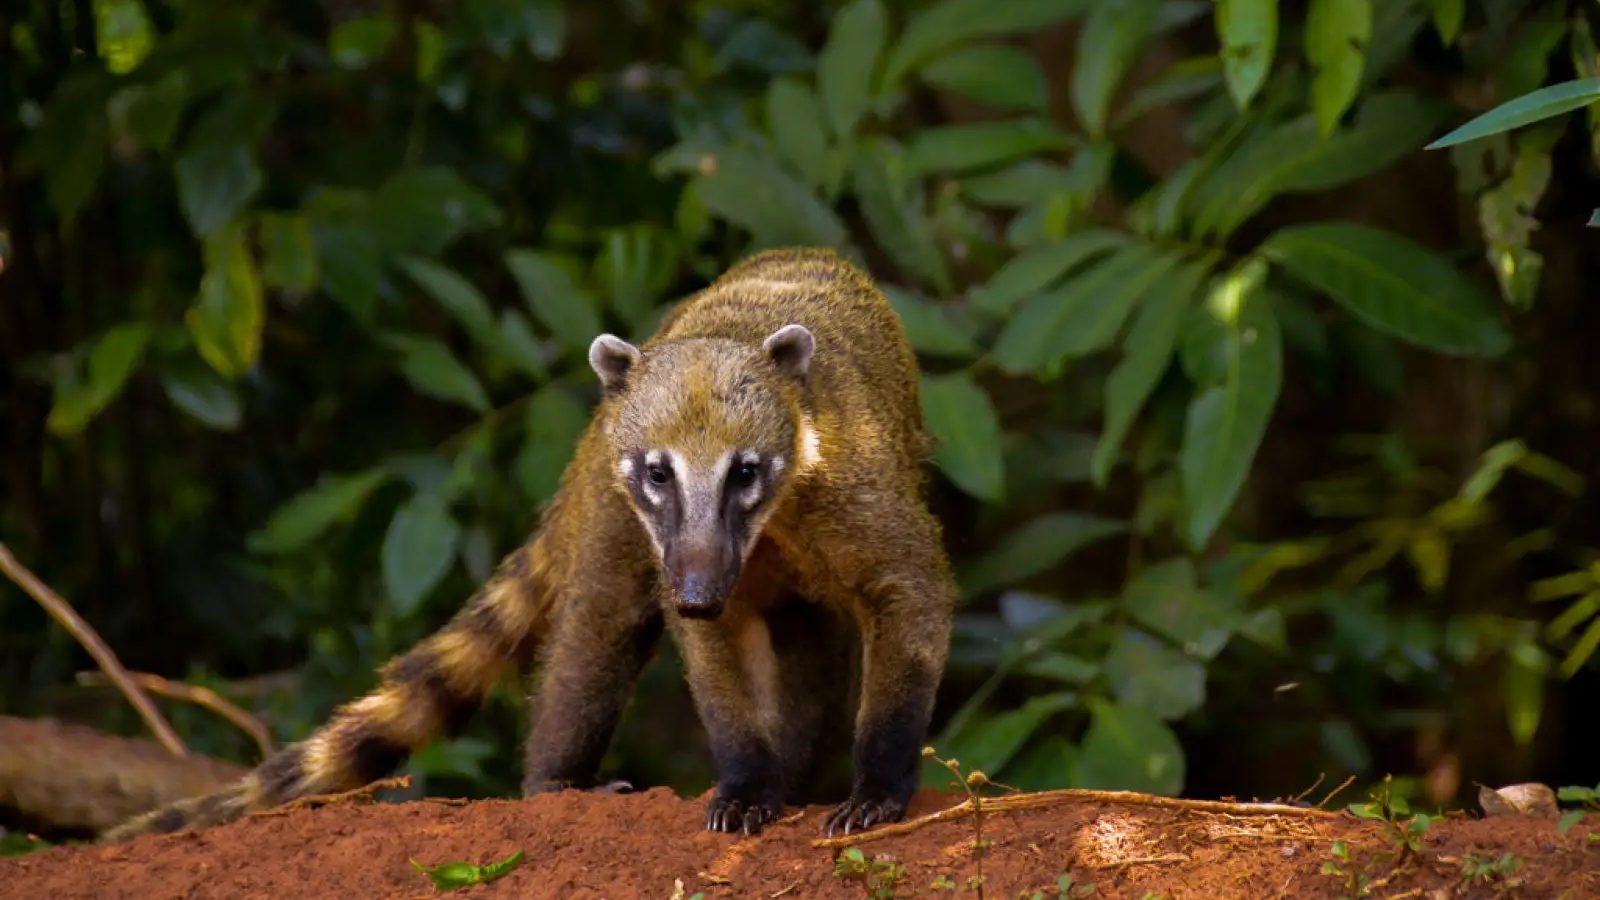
[
  {"left": 811, "top": 788, "right": 1342, "bottom": 848},
  {"left": 0, "top": 542, "right": 186, "bottom": 757},
  {"left": 76, "top": 670, "right": 274, "bottom": 760},
  {"left": 252, "top": 775, "right": 413, "bottom": 818}
]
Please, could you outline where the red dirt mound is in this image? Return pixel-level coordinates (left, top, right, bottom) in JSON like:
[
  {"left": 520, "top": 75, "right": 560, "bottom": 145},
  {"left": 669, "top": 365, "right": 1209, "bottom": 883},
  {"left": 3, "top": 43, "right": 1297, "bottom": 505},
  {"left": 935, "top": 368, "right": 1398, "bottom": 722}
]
[{"left": 2, "top": 787, "right": 1597, "bottom": 899}]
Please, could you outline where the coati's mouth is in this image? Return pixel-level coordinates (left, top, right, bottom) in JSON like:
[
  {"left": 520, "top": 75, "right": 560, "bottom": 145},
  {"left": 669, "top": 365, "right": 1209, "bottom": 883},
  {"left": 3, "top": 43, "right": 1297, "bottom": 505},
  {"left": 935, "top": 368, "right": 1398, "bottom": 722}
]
[{"left": 670, "top": 569, "right": 738, "bottom": 620}]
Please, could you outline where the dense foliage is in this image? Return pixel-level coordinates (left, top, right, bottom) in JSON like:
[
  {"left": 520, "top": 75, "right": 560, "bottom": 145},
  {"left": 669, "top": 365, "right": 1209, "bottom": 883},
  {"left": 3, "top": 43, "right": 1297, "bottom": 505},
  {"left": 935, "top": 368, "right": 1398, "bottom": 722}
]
[{"left": 3, "top": 0, "right": 1599, "bottom": 815}]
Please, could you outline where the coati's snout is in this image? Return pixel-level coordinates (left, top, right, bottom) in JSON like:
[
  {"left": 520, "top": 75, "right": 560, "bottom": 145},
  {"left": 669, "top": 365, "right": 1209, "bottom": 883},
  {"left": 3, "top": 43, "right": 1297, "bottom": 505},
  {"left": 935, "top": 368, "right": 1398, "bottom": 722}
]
[{"left": 665, "top": 537, "right": 741, "bottom": 619}]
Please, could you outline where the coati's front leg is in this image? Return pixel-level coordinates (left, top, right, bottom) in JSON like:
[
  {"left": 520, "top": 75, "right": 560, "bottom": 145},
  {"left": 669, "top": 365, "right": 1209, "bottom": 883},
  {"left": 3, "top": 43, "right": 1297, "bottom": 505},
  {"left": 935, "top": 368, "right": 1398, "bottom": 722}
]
[
  {"left": 522, "top": 582, "right": 662, "bottom": 794},
  {"left": 825, "top": 517, "right": 955, "bottom": 836},
  {"left": 673, "top": 614, "right": 787, "bottom": 835}
]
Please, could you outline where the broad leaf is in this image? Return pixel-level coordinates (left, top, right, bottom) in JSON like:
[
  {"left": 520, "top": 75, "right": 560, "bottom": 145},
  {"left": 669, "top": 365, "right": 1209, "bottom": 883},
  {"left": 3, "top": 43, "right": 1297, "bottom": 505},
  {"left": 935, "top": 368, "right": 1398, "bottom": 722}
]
[
  {"left": 1070, "top": 0, "right": 1162, "bottom": 135},
  {"left": 1092, "top": 257, "right": 1215, "bottom": 486},
  {"left": 922, "top": 371, "right": 1004, "bottom": 502},
  {"left": 930, "top": 692, "right": 1076, "bottom": 782},
  {"left": 1179, "top": 259, "right": 1281, "bottom": 548},
  {"left": 883, "top": 286, "right": 979, "bottom": 359},
  {"left": 993, "top": 242, "right": 1175, "bottom": 375},
  {"left": 881, "top": 0, "right": 1092, "bottom": 89},
  {"left": 516, "top": 386, "right": 590, "bottom": 503},
  {"left": 971, "top": 229, "right": 1129, "bottom": 315},
  {"left": 959, "top": 159, "right": 1077, "bottom": 208},
  {"left": 384, "top": 334, "right": 492, "bottom": 414},
  {"left": 248, "top": 469, "right": 391, "bottom": 554},
  {"left": 766, "top": 79, "right": 833, "bottom": 190},
  {"left": 400, "top": 257, "right": 545, "bottom": 380},
  {"left": 47, "top": 323, "right": 151, "bottom": 436},
  {"left": 176, "top": 140, "right": 261, "bottom": 238},
  {"left": 1104, "top": 628, "right": 1206, "bottom": 720},
  {"left": 187, "top": 223, "right": 264, "bottom": 379},
  {"left": 506, "top": 250, "right": 602, "bottom": 354},
  {"left": 1215, "top": 0, "right": 1277, "bottom": 109},
  {"left": 160, "top": 360, "right": 242, "bottom": 431},
  {"left": 370, "top": 167, "right": 501, "bottom": 257},
  {"left": 1261, "top": 222, "right": 1511, "bottom": 357},
  {"left": 692, "top": 149, "right": 851, "bottom": 249},
  {"left": 905, "top": 119, "right": 1073, "bottom": 176},
  {"left": 258, "top": 212, "right": 318, "bottom": 293},
  {"left": 1123, "top": 557, "right": 1237, "bottom": 659},
  {"left": 1427, "top": 0, "right": 1463, "bottom": 45},
  {"left": 854, "top": 142, "right": 952, "bottom": 292},
  {"left": 313, "top": 223, "right": 382, "bottom": 325},
  {"left": 383, "top": 494, "right": 462, "bottom": 616},
  {"left": 594, "top": 225, "right": 679, "bottom": 329},
  {"left": 1427, "top": 77, "right": 1600, "bottom": 149},
  {"left": 1305, "top": 0, "right": 1372, "bottom": 136},
  {"left": 959, "top": 513, "right": 1126, "bottom": 596},
  {"left": 921, "top": 44, "right": 1048, "bottom": 112},
  {"left": 1074, "top": 699, "right": 1185, "bottom": 794},
  {"left": 817, "top": 0, "right": 887, "bottom": 137},
  {"left": 329, "top": 15, "right": 396, "bottom": 68},
  {"left": 1115, "top": 55, "right": 1225, "bottom": 128}
]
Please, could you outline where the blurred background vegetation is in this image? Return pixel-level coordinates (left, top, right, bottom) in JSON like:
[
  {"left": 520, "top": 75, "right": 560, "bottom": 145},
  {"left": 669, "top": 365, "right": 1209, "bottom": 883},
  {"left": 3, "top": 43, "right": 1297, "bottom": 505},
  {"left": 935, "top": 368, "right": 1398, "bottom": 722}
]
[{"left": 3, "top": 0, "right": 1600, "bottom": 831}]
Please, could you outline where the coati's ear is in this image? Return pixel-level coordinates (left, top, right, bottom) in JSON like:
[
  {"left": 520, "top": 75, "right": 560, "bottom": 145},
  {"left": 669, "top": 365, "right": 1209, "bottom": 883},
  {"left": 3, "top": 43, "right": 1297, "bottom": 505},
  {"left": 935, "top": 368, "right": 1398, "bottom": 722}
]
[
  {"left": 589, "top": 334, "right": 641, "bottom": 395},
  {"left": 762, "top": 324, "right": 814, "bottom": 382}
]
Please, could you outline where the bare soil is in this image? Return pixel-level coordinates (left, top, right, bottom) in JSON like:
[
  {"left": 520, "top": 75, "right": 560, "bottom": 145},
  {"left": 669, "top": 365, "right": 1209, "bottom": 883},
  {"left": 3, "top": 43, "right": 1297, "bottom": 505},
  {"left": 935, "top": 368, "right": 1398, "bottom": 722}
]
[{"left": 2, "top": 786, "right": 1596, "bottom": 899}]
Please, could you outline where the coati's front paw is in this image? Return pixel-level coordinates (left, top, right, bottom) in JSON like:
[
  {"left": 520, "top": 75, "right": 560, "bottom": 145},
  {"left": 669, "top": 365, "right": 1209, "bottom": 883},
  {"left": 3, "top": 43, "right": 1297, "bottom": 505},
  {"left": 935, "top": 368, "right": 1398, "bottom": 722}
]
[
  {"left": 824, "top": 794, "right": 906, "bottom": 836},
  {"left": 704, "top": 793, "right": 782, "bottom": 835}
]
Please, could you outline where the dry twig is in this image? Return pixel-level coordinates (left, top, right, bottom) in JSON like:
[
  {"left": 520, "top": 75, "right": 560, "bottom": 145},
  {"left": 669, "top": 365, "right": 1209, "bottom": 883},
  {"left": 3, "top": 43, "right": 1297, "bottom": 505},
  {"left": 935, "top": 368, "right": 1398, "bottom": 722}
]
[
  {"left": 812, "top": 788, "right": 1342, "bottom": 849},
  {"left": 0, "top": 542, "right": 186, "bottom": 757},
  {"left": 76, "top": 669, "right": 274, "bottom": 759},
  {"left": 1317, "top": 774, "right": 1359, "bottom": 810},
  {"left": 252, "top": 775, "right": 413, "bottom": 818}
]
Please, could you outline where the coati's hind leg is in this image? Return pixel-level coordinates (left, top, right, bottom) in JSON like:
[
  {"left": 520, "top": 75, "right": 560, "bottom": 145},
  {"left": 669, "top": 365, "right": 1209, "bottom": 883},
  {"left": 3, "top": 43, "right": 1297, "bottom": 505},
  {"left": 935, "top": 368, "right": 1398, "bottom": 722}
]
[
  {"left": 765, "top": 597, "right": 853, "bottom": 805},
  {"left": 521, "top": 584, "right": 663, "bottom": 795}
]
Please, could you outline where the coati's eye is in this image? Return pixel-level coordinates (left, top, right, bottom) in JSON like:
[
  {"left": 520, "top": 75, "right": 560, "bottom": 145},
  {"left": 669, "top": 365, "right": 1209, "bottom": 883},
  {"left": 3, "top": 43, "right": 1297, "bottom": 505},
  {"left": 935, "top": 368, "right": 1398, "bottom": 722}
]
[
  {"left": 732, "top": 461, "right": 759, "bottom": 487},
  {"left": 646, "top": 462, "right": 672, "bottom": 485}
]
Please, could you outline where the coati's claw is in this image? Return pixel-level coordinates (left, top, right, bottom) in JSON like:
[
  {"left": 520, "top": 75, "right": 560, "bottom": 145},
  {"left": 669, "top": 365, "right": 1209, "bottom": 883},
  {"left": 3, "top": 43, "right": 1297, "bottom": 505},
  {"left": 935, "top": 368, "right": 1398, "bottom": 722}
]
[
  {"left": 705, "top": 796, "right": 780, "bottom": 835},
  {"left": 824, "top": 797, "right": 905, "bottom": 837}
]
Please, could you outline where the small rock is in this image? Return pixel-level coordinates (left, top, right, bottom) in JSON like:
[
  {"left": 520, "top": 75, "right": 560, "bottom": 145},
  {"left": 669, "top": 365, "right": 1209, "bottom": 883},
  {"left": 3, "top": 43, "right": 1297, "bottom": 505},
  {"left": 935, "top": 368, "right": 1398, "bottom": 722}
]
[{"left": 1478, "top": 783, "right": 1558, "bottom": 818}]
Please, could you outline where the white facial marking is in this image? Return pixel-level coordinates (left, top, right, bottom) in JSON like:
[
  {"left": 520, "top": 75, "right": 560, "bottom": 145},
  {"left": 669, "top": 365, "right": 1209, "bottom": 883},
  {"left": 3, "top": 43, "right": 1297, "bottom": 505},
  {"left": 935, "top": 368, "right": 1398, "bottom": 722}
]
[
  {"left": 671, "top": 448, "right": 731, "bottom": 533},
  {"left": 618, "top": 457, "right": 635, "bottom": 478},
  {"left": 798, "top": 416, "right": 823, "bottom": 470}
]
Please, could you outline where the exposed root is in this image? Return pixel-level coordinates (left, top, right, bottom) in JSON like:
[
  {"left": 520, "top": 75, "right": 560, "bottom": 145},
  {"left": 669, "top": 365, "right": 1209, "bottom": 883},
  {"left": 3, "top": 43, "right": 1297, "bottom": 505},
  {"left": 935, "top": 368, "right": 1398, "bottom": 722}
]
[{"left": 251, "top": 776, "right": 413, "bottom": 818}]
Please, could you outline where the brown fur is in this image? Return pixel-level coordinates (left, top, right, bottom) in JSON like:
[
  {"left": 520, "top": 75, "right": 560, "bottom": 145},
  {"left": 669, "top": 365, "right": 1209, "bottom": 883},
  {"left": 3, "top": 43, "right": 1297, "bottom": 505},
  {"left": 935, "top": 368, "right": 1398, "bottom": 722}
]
[{"left": 102, "top": 247, "right": 955, "bottom": 841}]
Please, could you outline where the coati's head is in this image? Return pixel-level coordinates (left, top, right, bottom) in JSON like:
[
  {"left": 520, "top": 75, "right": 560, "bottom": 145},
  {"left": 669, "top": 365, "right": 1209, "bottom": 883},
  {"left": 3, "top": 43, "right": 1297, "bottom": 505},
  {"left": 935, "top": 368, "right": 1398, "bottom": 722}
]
[{"left": 588, "top": 324, "right": 817, "bottom": 620}]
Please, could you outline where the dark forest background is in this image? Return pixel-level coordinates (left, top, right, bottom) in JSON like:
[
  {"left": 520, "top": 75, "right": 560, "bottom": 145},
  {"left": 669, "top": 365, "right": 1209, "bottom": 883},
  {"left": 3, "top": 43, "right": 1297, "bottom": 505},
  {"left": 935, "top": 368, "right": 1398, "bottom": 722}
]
[{"left": 3, "top": 0, "right": 1600, "bottom": 821}]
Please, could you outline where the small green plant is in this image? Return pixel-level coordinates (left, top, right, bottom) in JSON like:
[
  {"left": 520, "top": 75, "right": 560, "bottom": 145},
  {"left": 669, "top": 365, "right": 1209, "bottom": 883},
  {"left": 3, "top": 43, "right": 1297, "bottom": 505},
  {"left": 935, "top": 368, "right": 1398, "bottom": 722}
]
[
  {"left": 924, "top": 746, "right": 1019, "bottom": 899},
  {"left": 930, "top": 874, "right": 957, "bottom": 891},
  {"left": 1459, "top": 851, "right": 1522, "bottom": 886},
  {"left": 1022, "top": 873, "right": 1096, "bottom": 898},
  {"left": 1349, "top": 776, "right": 1433, "bottom": 860},
  {"left": 408, "top": 848, "right": 524, "bottom": 893},
  {"left": 1319, "top": 840, "right": 1373, "bottom": 898},
  {"left": 0, "top": 831, "right": 51, "bottom": 857},
  {"left": 833, "top": 846, "right": 906, "bottom": 899},
  {"left": 1557, "top": 783, "right": 1599, "bottom": 839}
]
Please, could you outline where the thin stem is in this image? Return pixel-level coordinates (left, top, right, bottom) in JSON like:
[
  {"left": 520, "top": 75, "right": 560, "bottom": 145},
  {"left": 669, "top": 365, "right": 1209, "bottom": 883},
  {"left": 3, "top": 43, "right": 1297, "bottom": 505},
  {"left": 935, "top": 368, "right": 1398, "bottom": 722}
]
[{"left": 76, "top": 669, "right": 274, "bottom": 760}]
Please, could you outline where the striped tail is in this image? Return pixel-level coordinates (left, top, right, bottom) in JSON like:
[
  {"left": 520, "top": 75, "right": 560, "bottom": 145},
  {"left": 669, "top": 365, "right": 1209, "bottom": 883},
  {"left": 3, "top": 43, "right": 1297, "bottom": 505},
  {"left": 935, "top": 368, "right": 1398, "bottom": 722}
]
[{"left": 100, "top": 545, "right": 551, "bottom": 842}]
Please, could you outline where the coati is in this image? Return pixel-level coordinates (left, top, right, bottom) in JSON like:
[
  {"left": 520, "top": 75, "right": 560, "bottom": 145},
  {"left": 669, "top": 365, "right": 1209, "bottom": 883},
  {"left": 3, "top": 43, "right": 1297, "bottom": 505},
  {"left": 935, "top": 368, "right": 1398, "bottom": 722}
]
[{"left": 103, "top": 246, "right": 957, "bottom": 841}]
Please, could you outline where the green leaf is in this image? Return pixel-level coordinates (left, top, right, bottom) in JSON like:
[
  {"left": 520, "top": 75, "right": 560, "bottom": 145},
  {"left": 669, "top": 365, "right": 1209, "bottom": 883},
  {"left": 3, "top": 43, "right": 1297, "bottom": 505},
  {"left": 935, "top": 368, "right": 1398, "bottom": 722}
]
[
  {"left": 176, "top": 140, "right": 262, "bottom": 237},
  {"left": 905, "top": 120, "right": 1073, "bottom": 176},
  {"left": 1115, "top": 55, "right": 1225, "bottom": 128},
  {"left": 160, "top": 360, "right": 242, "bottom": 431},
  {"left": 1092, "top": 257, "right": 1214, "bottom": 486},
  {"left": 992, "top": 242, "right": 1176, "bottom": 375},
  {"left": 594, "top": 225, "right": 680, "bottom": 330},
  {"left": 883, "top": 286, "right": 979, "bottom": 359},
  {"left": 47, "top": 323, "right": 152, "bottom": 436},
  {"left": 936, "top": 693, "right": 1076, "bottom": 780},
  {"left": 1123, "top": 558, "right": 1237, "bottom": 659},
  {"left": 853, "top": 142, "right": 952, "bottom": 292},
  {"left": 1558, "top": 809, "right": 1586, "bottom": 836},
  {"left": 119, "top": 70, "right": 188, "bottom": 153},
  {"left": 258, "top": 212, "right": 318, "bottom": 293},
  {"left": 766, "top": 79, "right": 834, "bottom": 190},
  {"left": 329, "top": 15, "right": 396, "bottom": 68},
  {"left": 1589, "top": 209, "right": 1600, "bottom": 228},
  {"left": 881, "top": 0, "right": 1091, "bottom": 89},
  {"left": 1425, "top": 0, "right": 1463, "bottom": 45},
  {"left": 1427, "top": 78, "right": 1600, "bottom": 150},
  {"left": 1104, "top": 628, "right": 1206, "bottom": 720},
  {"left": 817, "top": 0, "right": 887, "bottom": 137},
  {"left": 506, "top": 250, "right": 603, "bottom": 353},
  {"left": 399, "top": 257, "right": 545, "bottom": 380},
  {"left": 959, "top": 513, "right": 1126, "bottom": 596},
  {"left": 1215, "top": 0, "right": 1277, "bottom": 109},
  {"left": 921, "top": 44, "right": 1049, "bottom": 112},
  {"left": 187, "top": 223, "right": 265, "bottom": 379},
  {"left": 248, "top": 469, "right": 391, "bottom": 554},
  {"left": 313, "top": 223, "right": 382, "bottom": 324},
  {"left": 1074, "top": 699, "right": 1185, "bottom": 794},
  {"left": 383, "top": 494, "right": 462, "bottom": 616},
  {"left": 959, "top": 160, "right": 1077, "bottom": 208},
  {"left": 1505, "top": 640, "right": 1548, "bottom": 743},
  {"left": 1305, "top": 0, "right": 1371, "bottom": 136},
  {"left": 1261, "top": 222, "right": 1511, "bottom": 357},
  {"left": 410, "top": 849, "right": 523, "bottom": 892},
  {"left": 516, "top": 386, "right": 590, "bottom": 503},
  {"left": 1179, "top": 259, "right": 1281, "bottom": 548},
  {"left": 384, "top": 334, "right": 492, "bottom": 414},
  {"left": 970, "top": 229, "right": 1129, "bottom": 315},
  {"left": 922, "top": 371, "right": 1005, "bottom": 502},
  {"left": 692, "top": 149, "right": 851, "bottom": 250},
  {"left": 370, "top": 167, "right": 502, "bottom": 257},
  {"left": 1070, "top": 0, "right": 1162, "bottom": 136}
]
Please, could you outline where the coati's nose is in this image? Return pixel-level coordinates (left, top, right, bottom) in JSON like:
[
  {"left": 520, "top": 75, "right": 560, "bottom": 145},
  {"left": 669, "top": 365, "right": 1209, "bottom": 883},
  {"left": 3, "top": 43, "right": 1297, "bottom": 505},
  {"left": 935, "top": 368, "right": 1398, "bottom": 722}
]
[{"left": 675, "top": 573, "right": 723, "bottom": 619}]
